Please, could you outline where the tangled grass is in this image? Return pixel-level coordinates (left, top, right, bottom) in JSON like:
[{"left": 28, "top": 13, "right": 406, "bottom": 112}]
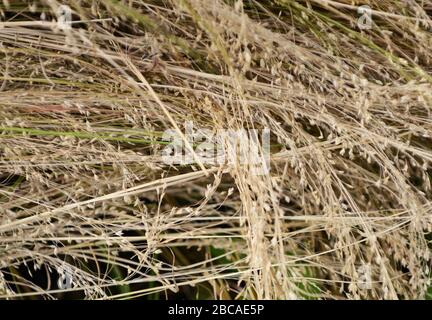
[{"left": 0, "top": 0, "right": 432, "bottom": 300}]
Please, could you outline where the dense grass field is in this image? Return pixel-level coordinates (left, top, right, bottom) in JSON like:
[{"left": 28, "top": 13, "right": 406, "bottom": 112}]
[{"left": 0, "top": 0, "right": 432, "bottom": 300}]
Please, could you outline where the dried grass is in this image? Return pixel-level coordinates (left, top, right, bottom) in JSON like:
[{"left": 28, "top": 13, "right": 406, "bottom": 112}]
[{"left": 0, "top": 0, "right": 431, "bottom": 299}]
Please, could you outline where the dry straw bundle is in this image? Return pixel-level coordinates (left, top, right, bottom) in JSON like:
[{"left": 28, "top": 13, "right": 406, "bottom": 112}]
[{"left": 0, "top": 0, "right": 431, "bottom": 299}]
